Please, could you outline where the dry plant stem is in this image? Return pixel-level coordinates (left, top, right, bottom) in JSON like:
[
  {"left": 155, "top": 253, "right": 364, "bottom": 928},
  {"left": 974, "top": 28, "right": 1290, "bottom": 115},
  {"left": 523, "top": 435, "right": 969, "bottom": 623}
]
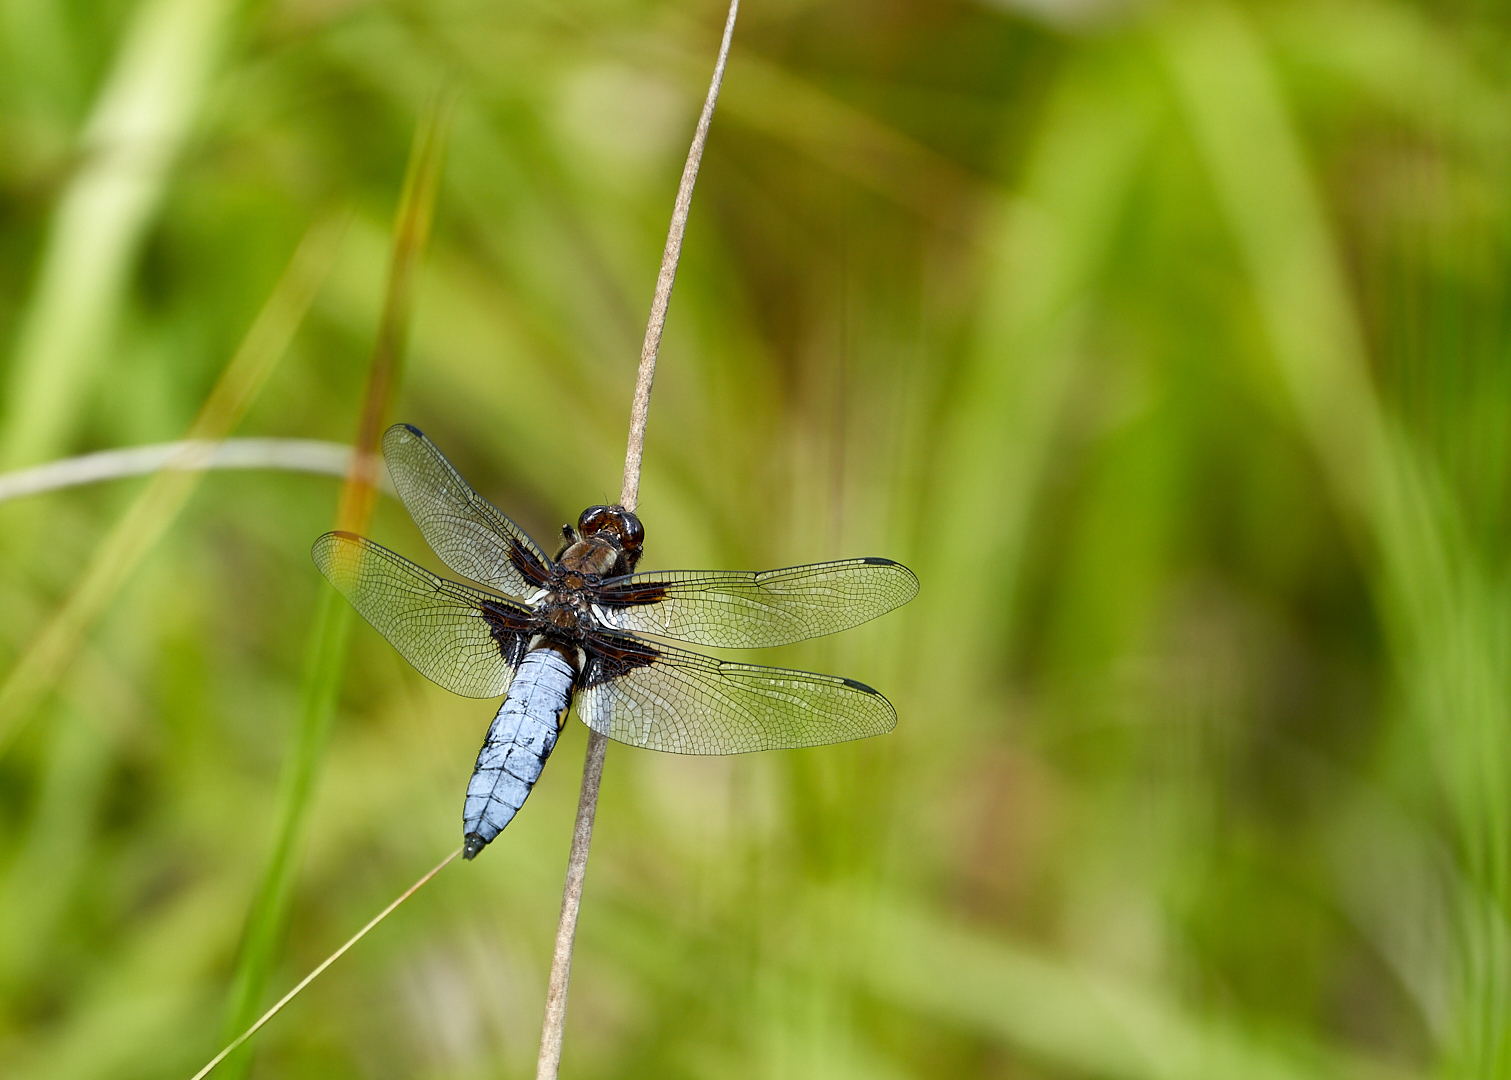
[
  {"left": 619, "top": 0, "right": 740, "bottom": 512},
  {"left": 189, "top": 847, "right": 462, "bottom": 1080},
  {"left": 0, "top": 438, "right": 385, "bottom": 505},
  {"left": 535, "top": 729, "right": 609, "bottom": 1076},
  {"left": 536, "top": 4, "right": 740, "bottom": 1079},
  {"left": 0, "top": 217, "right": 343, "bottom": 758}
]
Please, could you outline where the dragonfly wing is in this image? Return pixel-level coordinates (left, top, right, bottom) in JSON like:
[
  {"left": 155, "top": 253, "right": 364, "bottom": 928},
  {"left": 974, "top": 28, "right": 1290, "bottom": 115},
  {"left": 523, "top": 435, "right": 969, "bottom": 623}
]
[
  {"left": 593, "top": 558, "right": 918, "bottom": 648},
  {"left": 576, "top": 632, "right": 896, "bottom": 754},
  {"left": 382, "top": 423, "right": 554, "bottom": 597},
  {"left": 313, "top": 531, "right": 533, "bottom": 698}
]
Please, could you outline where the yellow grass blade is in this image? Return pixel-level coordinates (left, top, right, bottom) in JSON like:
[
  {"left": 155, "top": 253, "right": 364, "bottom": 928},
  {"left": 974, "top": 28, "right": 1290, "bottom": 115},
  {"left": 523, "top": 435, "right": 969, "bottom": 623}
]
[
  {"left": 0, "top": 216, "right": 345, "bottom": 757},
  {"left": 215, "top": 94, "right": 453, "bottom": 1080},
  {"left": 190, "top": 848, "right": 461, "bottom": 1080}
]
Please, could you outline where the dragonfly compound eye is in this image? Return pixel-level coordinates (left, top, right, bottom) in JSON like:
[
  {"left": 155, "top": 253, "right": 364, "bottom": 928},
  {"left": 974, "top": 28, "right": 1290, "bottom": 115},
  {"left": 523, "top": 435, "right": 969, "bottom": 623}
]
[
  {"left": 615, "top": 510, "right": 645, "bottom": 548},
  {"left": 578, "top": 505, "right": 613, "bottom": 535}
]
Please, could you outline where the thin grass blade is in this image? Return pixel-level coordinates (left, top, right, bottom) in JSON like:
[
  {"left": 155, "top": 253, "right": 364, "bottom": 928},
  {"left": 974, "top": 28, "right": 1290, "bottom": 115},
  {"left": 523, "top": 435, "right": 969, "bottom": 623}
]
[
  {"left": 192, "top": 847, "right": 461, "bottom": 1080},
  {"left": 0, "top": 216, "right": 346, "bottom": 758},
  {"left": 1162, "top": 5, "right": 1509, "bottom": 1072},
  {"left": 0, "top": 0, "right": 237, "bottom": 469},
  {"left": 215, "top": 93, "right": 452, "bottom": 1078}
]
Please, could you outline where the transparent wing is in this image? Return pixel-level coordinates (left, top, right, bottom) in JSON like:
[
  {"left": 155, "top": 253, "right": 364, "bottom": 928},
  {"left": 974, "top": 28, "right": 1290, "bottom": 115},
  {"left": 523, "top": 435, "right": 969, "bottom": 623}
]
[
  {"left": 593, "top": 558, "right": 918, "bottom": 648},
  {"left": 576, "top": 631, "right": 897, "bottom": 754},
  {"left": 312, "top": 531, "right": 533, "bottom": 698},
  {"left": 383, "top": 423, "right": 554, "bottom": 598}
]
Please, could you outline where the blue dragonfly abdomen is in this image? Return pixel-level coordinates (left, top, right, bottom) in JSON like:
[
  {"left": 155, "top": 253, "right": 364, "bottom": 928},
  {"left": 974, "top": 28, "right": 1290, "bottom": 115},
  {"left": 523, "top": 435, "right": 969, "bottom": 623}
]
[{"left": 462, "top": 646, "right": 576, "bottom": 859}]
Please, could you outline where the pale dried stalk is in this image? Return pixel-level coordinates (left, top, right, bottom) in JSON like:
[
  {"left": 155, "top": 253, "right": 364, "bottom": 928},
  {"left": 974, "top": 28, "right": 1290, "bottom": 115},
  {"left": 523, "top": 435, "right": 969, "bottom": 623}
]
[
  {"left": 535, "top": 3, "right": 740, "bottom": 1078},
  {"left": 618, "top": 0, "right": 740, "bottom": 514},
  {"left": 189, "top": 848, "right": 461, "bottom": 1080},
  {"left": 0, "top": 438, "right": 385, "bottom": 505},
  {"left": 534, "top": 729, "right": 608, "bottom": 1075}
]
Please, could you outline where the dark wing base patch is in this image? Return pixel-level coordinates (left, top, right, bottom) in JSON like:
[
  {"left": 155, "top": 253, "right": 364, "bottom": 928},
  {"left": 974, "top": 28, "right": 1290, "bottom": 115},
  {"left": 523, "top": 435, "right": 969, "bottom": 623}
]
[{"left": 313, "top": 531, "right": 533, "bottom": 699}]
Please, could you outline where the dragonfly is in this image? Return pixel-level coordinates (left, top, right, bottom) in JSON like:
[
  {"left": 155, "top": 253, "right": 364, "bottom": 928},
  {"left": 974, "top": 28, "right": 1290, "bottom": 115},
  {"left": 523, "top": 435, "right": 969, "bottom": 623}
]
[{"left": 313, "top": 424, "right": 918, "bottom": 859}]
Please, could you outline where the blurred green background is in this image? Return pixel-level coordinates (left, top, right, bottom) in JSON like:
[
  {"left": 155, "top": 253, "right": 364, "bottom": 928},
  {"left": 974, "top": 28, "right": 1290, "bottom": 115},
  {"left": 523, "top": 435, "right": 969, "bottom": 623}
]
[{"left": 1, "top": 0, "right": 1507, "bottom": 1076}]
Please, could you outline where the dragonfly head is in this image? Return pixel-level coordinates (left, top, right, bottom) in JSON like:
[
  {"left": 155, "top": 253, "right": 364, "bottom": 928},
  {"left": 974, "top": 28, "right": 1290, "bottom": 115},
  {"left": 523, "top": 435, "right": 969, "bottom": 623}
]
[{"left": 576, "top": 504, "right": 645, "bottom": 574}]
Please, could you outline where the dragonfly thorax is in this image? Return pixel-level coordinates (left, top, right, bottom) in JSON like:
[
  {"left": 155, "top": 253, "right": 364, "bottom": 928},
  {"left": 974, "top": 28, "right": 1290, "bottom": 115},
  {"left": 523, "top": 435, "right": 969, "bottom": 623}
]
[
  {"left": 536, "top": 551, "right": 613, "bottom": 637},
  {"left": 557, "top": 533, "right": 627, "bottom": 578},
  {"left": 538, "top": 589, "right": 594, "bottom": 635}
]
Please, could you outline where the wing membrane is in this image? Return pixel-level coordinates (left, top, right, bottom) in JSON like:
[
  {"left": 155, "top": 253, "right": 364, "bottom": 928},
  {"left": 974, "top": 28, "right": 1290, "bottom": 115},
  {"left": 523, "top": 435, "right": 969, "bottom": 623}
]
[
  {"left": 383, "top": 423, "right": 554, "bottom": 598},
  {"left": 594, "top": 558, "right": 918, "bottom": 648},
  {"left": 312, "top": 531, "right": 532, "bottom": 698},
  {"left": 577, "top": 632, "right": 896, "bottom": 754}
]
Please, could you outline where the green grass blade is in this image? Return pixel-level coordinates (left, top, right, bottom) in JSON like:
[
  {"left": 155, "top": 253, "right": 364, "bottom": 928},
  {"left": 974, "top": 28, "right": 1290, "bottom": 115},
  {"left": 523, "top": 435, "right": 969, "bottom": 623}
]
[
  {"left": 851, "top": 897, "right": 1413, "bottom": 1080},
  {"left": 215, "top": 586, "right": 354, "bottom": 1078},
  {"left": 0, "top": 702, "right": 112, "bottom": 997},
  {"left": 0, "top": 218, "right": 344, "bottom": 758},
  {"left": 1162, "top": 5, "right": 1509, "bottom": 1073},
  {"left": 215, "top": 94, "right": 452, "bottom": 1078},
  {"left": 920, "top": 44, "right": 1159, "bottom": 704},
  {"left": 0, "top": 0, "right": 236, "bottom": 469}
]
